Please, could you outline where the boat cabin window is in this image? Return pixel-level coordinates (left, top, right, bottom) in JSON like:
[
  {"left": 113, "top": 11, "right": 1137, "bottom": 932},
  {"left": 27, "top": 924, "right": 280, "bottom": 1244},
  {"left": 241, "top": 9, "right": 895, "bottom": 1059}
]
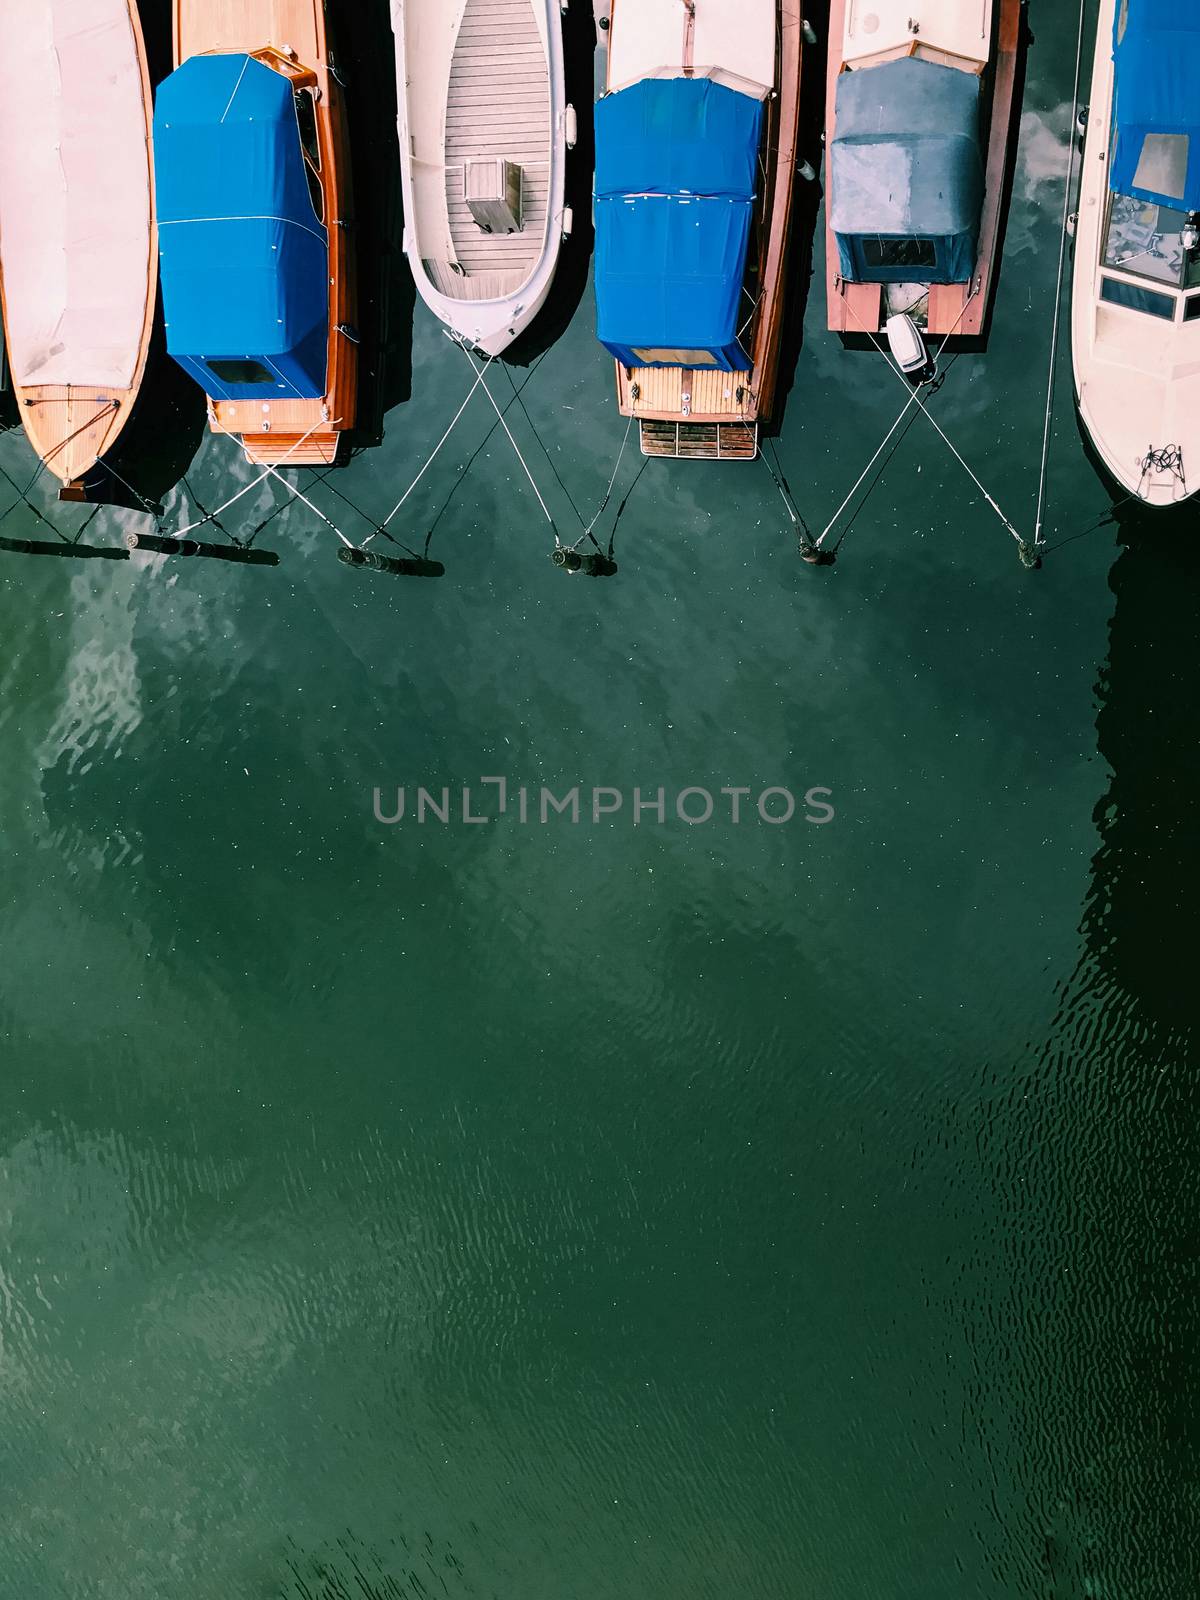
[
  {"left": 631, "top": 349, "right": 722, "bottom": 367},
  {"left": 1103, "top": 193, "right": 1200, "bottom": 290},
  {"left": 861, "top": 238, "right": 937, "bottom": 271},
  {"left": 294, "top": 89, "right": 325, "bottom": 223},
  {"left": 1099, "top": 276, "right": 1176, "bottom": 321},
  {"left": 1186, "top": 295, "right": 1200, "bottom": 322},
  {"left": 207, "top": 358, "right": 279, "bottom": 387}
]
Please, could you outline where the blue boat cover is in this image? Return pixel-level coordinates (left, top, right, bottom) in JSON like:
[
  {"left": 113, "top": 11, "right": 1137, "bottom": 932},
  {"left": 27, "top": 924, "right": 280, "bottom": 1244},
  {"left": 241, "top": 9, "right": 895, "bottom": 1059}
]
[
  {"left": 594, "top": 78, "right": 763, "bottom": 369},
  {"left": 154, "top": 54, "right": 329, "bottom": 403},
  {"left": 1110, "top": 0, "right": 1200, "bottom": 210},
  {"left": 830, "top": 57, "right": 984, "bottom": 285}
]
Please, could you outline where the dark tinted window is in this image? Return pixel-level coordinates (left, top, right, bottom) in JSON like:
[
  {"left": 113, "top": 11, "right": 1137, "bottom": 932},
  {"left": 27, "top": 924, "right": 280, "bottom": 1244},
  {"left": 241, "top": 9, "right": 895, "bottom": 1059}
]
[
  {"left": 862, "top": 237, "right": 937, "bottom": 270},
  {"left": 207, "top": 359, "right": 276, "bottom": 386},
  {"left": 1100, "top": 276, "right": 1176, "bottom": 320},
  {"left": 294, "top": 90, "right": 325, "bottom": 221},
  {"left": 1185, "top": 295, "right": 1200, "bottom": 322}
]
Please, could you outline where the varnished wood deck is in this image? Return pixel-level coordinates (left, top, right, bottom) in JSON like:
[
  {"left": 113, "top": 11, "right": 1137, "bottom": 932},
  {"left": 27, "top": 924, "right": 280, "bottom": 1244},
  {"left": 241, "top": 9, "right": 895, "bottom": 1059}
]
[
  {"left": 7, "top": 0, "right": 156, "bottom": 493},
  {"left": 611, "top": 0, "right": 804, "bottom": 456},
  {"left": 174, "top": 0, "right": 357, "bottom": 465},
  {"left": 825, "top": 0, "right": 1024, "bottom": 340}
]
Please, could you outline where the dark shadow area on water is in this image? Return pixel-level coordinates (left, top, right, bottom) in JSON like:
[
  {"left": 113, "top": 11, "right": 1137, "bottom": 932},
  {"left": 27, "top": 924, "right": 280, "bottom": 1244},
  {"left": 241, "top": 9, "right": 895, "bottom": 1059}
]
[
  {"left": 503, "top": 0, "right": 597, "bottom": 368},
  {"left": 765, "top": 0, "right": 828, "bottom": 435},
  {"left": 1029, "top": 488, "right": 1200, "bottom": 1600},
  {"left": 335, "top": 0, "right": 415, "bottom": 452}
]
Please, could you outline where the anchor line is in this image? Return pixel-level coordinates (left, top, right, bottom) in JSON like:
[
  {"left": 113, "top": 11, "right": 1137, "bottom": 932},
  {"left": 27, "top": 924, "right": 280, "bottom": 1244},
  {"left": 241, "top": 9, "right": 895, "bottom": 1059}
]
[
  {"left": 165, "top": 416, "right": 335, "bottom": 538},
  {"left": 568, "top": 410, "right": 635, "bottom": 554},
  {"left": 0, "top": 456, "right": 56, "bottom": 537},
  {"left": 374, "top": 349, "right": 497, "bottom": 533},
  {"left": 208, "top": 418, "right": 353, "bottom": 547},
  {"left": 408, "top": 354, "right": 552, "bottom": 559},
  {"left": 1034, "top": 0, "right": 1089, "bottom": 547},
  {"left": 96, "top": 457, "right": 160, "bottom": 518},
  {"left": 453, "top": 338, "right": 562, "bottom": 540},
  {"left": 828, "top": 285, "right": 1026, "bottom": 549}
]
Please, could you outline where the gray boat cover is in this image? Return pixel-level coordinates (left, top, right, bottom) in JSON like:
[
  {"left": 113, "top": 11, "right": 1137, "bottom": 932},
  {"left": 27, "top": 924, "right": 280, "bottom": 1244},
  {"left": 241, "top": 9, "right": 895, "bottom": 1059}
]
[{"left": 830, "top": 56, "right": 984, "bottom": 285}]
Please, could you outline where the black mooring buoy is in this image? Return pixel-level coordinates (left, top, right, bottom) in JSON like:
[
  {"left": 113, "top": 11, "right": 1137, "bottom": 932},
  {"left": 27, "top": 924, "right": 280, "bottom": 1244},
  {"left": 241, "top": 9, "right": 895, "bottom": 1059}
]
[
  {"left": 338, "top": 546, "right": 444, "bottom": 579},
  {"left": 0, "top": 535, "right": 127, "bottom": 561},
  {"left": 797, "top": 534, "right": 835, "bottom": 567},
  {"left": 1017, "top": 539, "right": 1043, "bottom": 571},
  {"left": 125, "top": 531, "right": 279, "bottom": 566},
  {"left": 551, "top": 548, "right": 618, "bottom": 578}
]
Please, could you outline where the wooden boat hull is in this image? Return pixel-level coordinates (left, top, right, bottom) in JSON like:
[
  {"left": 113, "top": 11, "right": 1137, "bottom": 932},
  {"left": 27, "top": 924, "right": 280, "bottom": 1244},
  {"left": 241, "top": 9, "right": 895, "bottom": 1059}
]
[
  {"left": 174, "top": 0, "right": 357, "bottom": 466},
  {"left": 1071, "top": 0, "right": 1200, "bottom": 507},
  {"left": 392, "top": 0, "right": 571, "bottom": 357},
  {"left": 609, "top": 0, "right": 805, "bottom": 460},
  {"left": 0, "top": 0, "right": 156, "bottom": 494},
  {"left": 824, "top": 0, "right": 1023, "bottom": 341}
]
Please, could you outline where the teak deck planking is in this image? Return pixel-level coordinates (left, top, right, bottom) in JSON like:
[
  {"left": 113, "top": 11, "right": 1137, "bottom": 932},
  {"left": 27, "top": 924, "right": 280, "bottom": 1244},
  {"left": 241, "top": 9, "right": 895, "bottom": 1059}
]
[
  {"left": 825, "top": 0, "right": 1023, "bottom": 340},
  {"left": 174, "top": 0, "right": 357, "bottom": 466},
  {"left": 610, "top": 0, "right": 805, "bottom": 448},
  {"left": 6, "top": 0, "right": 157, "bottom": 496}
]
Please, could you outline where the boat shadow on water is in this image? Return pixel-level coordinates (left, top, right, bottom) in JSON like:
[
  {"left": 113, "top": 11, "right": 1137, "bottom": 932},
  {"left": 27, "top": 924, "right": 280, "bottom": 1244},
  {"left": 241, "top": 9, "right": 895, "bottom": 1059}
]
[
  {"left": 766, "top": 0, "right": 831, "bottom": 438},
  {"left": 502, "top": 0, "right": 597, "bottom": 368},
  {"left": 336, "top": 0, "right": 416, "bottom": 449}
]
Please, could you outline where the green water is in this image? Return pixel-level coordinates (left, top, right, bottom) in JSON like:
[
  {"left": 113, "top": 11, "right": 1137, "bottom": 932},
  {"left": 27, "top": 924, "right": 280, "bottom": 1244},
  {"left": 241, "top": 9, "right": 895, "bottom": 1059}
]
[{"left": 2, "top": 3, "right": 1198, "bottom": 1596}]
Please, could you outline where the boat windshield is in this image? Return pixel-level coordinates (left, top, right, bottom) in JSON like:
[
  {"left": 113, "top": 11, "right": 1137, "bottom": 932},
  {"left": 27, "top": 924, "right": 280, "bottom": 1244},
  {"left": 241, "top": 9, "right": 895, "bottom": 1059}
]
[{"left": 1103, "top": 192, "right": 1200, "bottom": 291}]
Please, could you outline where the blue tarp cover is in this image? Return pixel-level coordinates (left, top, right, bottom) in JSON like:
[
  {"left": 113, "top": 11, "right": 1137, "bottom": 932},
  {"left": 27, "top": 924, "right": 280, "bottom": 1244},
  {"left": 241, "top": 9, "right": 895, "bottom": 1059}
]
[
  {"left": 1110, "top": 0, "right": 1200, "bottom": 210},
  {"left": 830, "top": 56, "right": 983, "bottom": 285},
  {"left": 594, "top": 78, "right": 763, "bottom": 369},
  {"left": 155, "top": 54, "right": 329, "bottom": 402}
]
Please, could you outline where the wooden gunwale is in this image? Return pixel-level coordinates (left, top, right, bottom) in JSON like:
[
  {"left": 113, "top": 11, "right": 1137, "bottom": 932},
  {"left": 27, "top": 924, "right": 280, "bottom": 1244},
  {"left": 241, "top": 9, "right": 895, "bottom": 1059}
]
[
  {"left": 5, "top": 0, "right": 157, "bottom": 493},
  {"left": 173, "top": 0, "right": 357, "bottom": 466},
  {"left": 611, "top": 0, "right": 804, "bottom": 431},
  {"left": 824, "top": 0, "right": 1023, "bottom": 340}
]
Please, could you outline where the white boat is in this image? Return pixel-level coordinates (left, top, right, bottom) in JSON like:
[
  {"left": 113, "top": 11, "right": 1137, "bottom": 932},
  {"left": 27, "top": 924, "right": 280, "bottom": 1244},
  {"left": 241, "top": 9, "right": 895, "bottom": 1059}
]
[
  {"left": 391, "top": 0, "right": 575, "bottom": 357},
  {"left": 0, "top": 0, "right": 156, "bottom": 497},
  {"left": 1072, "top": 0, "right": 1200, "bottom": 507}
]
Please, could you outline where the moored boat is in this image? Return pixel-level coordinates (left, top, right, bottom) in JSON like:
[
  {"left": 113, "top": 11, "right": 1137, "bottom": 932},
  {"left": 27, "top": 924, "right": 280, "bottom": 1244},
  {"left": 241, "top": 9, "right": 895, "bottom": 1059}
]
[
  {"left": 154, "top": 1, "right": 357, "bottom": 468},
  {"left": 391, "top": 0, "right": 574, "bottom": 357},
  {"left": 0, "top": 0, "right": 156, "bottom": 499},
  {"left": 594, "top": 0, "right": 805, "bottom": 462},
  {"left": 825, "top": 0, "right": 1022, "bottom": 342},
  {"left": 1071, "top": 0, "right": 1200, "bottom": 507}
]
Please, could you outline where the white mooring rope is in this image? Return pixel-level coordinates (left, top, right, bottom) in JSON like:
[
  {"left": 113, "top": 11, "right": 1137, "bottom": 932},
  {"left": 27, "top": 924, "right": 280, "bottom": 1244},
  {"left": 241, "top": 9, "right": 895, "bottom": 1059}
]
[
  {"left": 169, "top": 416, "right": 331, "bottom": 537},
  {"left": 455, "top": 338, "right": 557, "bottom": 530}
]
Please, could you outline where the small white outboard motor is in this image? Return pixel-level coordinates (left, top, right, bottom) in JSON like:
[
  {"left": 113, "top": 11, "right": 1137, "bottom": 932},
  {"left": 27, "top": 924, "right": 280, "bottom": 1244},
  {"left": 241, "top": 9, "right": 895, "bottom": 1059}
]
[{"left": 885, "top": 312, "right": 937, "bottom": 385}]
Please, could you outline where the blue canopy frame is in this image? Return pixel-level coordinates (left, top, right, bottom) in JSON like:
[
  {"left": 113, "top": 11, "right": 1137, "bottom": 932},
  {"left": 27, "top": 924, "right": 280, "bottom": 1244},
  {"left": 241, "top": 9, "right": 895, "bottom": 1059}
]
[
  {"left": 594, "top": 77, "right": 763, "bottom": 370},
  {"left": 154, "top": 54, "right": 329, "bottom": 403},
  {"left": 1110, "top": 0, "right": 1200, "bottom": 211},
  {"left": 830, "top": 56, "right": 984, "bottom": 286}
]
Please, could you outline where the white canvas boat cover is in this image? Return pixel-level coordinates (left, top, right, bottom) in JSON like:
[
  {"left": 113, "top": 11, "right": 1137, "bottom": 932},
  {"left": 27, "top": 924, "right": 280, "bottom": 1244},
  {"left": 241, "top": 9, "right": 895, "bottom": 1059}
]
[
  {"left": 0, "top": 0, "right": 152, "bottom": 388},
  {"left": 609, "top": 0, "right": 775, "bottom": 100}
]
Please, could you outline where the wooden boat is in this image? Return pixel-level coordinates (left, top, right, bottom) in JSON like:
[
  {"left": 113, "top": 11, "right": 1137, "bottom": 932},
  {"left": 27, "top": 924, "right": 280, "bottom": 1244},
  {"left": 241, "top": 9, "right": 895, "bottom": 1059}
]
[
  {"left": 594, "top": 0, "right": 805, "bottom": 461},
  {"left": 155, "top": 1, "right": 357, "bottom": 467},
  {"left": 391, "top": 0, "right": 575, "bottom": 357},
  {"left": 1072, "top": 0, "right": 1200, "bottom": 507},
  {"left": 825, "top": 0, "right": 1022, "bottom": 341},
  {"left": 0, "top": 0, "right": 156, "bottom": 499}
]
